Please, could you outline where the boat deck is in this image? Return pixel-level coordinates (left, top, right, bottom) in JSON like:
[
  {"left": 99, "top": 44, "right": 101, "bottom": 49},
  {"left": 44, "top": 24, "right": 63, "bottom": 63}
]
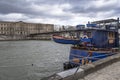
[{"left": 71, "top": 46, "right": 119, "bottom": 53}]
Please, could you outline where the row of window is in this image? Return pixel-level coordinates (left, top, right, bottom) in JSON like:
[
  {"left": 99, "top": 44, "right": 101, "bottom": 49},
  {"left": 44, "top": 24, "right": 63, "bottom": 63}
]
[
  {"left": 0, "top": 23, "right": 52, "bottom": 28},
  {"left": 0, "top": 31, "right": 29, "bottom": 35},
  {"left": 0, "top": 26, "right": 47, "bottom": 30},
  {"left": 0, "top": 27, "right": 45, "bottom": 31}
]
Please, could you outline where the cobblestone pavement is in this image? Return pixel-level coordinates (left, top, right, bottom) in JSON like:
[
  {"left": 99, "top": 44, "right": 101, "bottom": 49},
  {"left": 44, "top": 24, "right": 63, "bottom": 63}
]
[{"left": 79, "top": 61, "right": 120, "bottom": 80}]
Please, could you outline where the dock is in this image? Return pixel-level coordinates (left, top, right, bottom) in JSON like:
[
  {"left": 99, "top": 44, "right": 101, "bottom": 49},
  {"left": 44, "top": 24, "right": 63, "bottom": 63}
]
[
  {"left": 48, "top": 53, "right": 120, "bottom": 80},
  {"left": 79, "top": 60, "right": 120, "bottom": 80}
]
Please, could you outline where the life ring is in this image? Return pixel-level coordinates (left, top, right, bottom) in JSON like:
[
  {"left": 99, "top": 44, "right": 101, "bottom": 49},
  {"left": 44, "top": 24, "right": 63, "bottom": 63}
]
[
  {"left": 81, "top": 35, "right": 89, "bottom": 46},
  {"left": 82, "top": 35, "right": 88, "bottom": 39}
]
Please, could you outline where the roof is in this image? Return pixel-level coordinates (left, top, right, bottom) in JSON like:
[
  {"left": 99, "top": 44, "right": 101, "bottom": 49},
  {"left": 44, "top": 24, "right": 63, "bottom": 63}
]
[
  {"left": 92, "top": 19, "right": 119, "bottom": 24},
  {"left": 77, "top": 28, "right": 118, "bottom": 32}
]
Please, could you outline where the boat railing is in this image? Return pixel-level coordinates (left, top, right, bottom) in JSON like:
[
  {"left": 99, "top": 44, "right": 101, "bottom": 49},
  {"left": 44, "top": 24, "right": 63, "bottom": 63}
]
[
  {"left": 71, "top": 46, "right": 119, "bottom": 52},
  {"left": 70, "top": 53, "right": 114, "bottom": 60},
  {"left": 68, "top": 52, "right": 115, "bottom": 66}
]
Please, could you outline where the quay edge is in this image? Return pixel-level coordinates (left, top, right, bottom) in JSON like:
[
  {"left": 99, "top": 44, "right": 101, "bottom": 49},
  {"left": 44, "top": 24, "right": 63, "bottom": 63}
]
[{"left": 47, "top": 53, "right": 120, "bottom": 80}]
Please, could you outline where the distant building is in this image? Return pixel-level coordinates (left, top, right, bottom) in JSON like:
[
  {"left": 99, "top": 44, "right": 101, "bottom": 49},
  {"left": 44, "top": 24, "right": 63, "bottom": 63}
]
[
  {"left": 76, "top": 24, "right": 85, "bottom": 30},
  {"left": 66, "top": 26, "right": 76, "bottom": 30},
  {"left": 0, "top": 21, "right": 54, "bottom": 40}
]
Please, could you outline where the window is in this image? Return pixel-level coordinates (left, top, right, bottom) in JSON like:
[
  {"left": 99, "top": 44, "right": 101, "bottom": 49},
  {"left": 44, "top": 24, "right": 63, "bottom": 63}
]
[
  {"left": 108, "top": 32, "right": 115, "bottom": 39},
  {"left": 1, "top": 27, "right": 3, "bottom": 30},
  {"left": 87, "top": 32, "right": 92, "bottom": 38}
]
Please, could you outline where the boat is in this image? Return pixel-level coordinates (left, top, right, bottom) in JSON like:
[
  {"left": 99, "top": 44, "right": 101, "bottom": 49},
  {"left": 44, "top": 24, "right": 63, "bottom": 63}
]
[
  {"left": 47, "top": 19, "right": 120, "bottom": 80},
  {"left": 61, "top": 29, "right": 119, "bottom": 70},
  {"left": 52, "top": 18, "right": 119, "bottom": 70},
  {"left": 52, "top": 35, "right": 80, "bottom": 45}
]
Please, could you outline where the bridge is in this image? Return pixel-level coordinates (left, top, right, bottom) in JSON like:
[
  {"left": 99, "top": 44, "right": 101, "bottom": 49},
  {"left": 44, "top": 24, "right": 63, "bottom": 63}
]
[
  {"left": 27, "top": 28, "right": 118, "bottom": 40},
  {"left": 27, "top": 29, "right": 83, "bottom": 39},
  {"left": 28, "top": 29, "right": 82, "bottom": 36},
  {"left": 0, "top": 28, "right": 118, "bottom": 40}
]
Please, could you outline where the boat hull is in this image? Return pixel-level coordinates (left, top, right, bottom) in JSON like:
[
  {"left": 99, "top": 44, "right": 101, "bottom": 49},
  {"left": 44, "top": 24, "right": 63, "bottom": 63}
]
[
  {"left": 52, "top": 36, "right": 80, "bottom": 45},
  {"left": 63, "top": 48, "right": 115, "bottom": 70}
]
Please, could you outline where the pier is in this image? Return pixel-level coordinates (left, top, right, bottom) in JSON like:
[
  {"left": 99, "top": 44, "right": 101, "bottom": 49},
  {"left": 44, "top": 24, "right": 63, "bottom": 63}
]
[
  {"left": 48, "top": 53, "right": 120, "bottom": 80},
  {"left": 79, "top": 61, "right": 120, "bottom": 80}
]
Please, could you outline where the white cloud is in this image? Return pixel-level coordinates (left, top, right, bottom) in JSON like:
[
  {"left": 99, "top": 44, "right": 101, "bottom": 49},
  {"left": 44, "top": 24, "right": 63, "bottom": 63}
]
[
  {"left": 30, "top": 3, "right": 72, "bottom": 17},
  {"left": 0, "top": 13, "right": 28, "bottom": 21},
  {"left": 24, "top": 17, "right": 62, "bottom": 25},
  {"left": 94, "top": 0, "right": 118, "bottom": 8}
]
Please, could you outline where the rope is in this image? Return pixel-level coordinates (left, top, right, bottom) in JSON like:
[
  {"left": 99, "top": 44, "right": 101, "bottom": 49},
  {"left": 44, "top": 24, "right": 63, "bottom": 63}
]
[{"left": 70, "top": 54, "right": 100, "bottom": 60}]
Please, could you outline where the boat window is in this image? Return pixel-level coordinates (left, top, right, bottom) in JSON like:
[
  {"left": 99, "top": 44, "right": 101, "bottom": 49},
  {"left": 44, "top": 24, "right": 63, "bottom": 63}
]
[
  {"left": 108, "top": 32, "right": 115, "bottom": 39},
  {"left": 87, "top": 32, "right": 92, "bottom": 38}
]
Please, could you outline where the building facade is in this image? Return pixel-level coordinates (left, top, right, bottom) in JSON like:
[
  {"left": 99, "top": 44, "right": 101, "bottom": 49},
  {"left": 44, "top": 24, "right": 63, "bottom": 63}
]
[{"left": 0, "top": 21, "right": 54, "bottom": 40}]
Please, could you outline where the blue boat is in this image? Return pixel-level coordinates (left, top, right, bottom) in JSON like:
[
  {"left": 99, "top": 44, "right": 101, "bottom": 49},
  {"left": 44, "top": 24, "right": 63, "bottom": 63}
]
[
  {"left": 52, "top": 35, "right": 80, "bottom": 45},
  {"left": 65, "top": 48, "right": 115, "bottom": 68},
  {"left": 63, "top": 29, "right": 119, "bottom": 70},
  {"left": 52, "top": 18, "right": 120, "bottom": 70}
]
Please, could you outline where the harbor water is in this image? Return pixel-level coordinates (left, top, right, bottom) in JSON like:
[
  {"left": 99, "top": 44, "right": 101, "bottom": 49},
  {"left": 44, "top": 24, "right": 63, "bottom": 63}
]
[{"left": 0, "top": 41, "right": 70, "bottom": 80}]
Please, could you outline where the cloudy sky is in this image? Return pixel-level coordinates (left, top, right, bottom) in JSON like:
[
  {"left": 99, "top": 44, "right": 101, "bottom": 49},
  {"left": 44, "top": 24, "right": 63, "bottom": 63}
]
[{"left": 0, "top": 0, "right": 120, "bottom": 26}]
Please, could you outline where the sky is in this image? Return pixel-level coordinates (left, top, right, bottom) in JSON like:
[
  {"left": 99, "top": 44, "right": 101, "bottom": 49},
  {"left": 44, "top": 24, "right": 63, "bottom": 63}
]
[{"left": 0, "top": 0, "right": 120, "bottom": 26}]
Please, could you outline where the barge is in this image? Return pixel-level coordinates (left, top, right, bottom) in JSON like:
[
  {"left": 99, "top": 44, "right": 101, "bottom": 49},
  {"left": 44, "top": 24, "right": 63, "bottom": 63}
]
[
  {"left": 52, "top": 21, "right": 119, "bottom": 70},
  {"left": 49, "top": 18, "right": 119, "bottom": 80},
  {"left": 63, "top": 29, "right": 119, "bottom": 70}
]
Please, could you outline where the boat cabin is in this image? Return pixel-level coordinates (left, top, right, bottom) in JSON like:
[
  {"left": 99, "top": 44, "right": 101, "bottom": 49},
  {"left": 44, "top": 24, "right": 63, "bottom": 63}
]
[{"left": 76, "top": 29, "right": 119, "bottom": 48}]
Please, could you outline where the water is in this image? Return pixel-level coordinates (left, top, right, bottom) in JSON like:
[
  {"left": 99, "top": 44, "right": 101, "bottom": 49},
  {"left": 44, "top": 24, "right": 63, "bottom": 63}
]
[{"left": 0, "top": 41, "right": 70, "bottom": 80}]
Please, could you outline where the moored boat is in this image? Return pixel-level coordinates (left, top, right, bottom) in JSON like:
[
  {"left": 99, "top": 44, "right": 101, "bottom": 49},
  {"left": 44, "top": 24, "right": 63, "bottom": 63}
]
[
  {"left": 63, "top": 29, "right": 119, "bottom": 70},
  {"left": 52, "top": 35, "right": 80, "bottom": 45},
  {"left": 52, "top": 18, "right": 119, "bottom": 70},
  {"left": 47, "top": 19, "right": 120, "bottom": 80}
]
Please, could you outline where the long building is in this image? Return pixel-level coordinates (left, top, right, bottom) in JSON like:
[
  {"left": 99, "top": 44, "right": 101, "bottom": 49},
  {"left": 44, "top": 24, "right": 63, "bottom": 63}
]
[{"left": 0, "top": 21, "right": 54, "bottom": 40}]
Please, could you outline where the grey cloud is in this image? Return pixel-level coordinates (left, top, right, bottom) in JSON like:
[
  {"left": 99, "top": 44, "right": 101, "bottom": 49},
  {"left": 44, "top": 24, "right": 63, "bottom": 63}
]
[
  {"left": 63, "top": 0, "right": 120, "bottom": 18},
  {"left": 113, "top": 7, "right": 120, "bottom": 15},
  {"left": 0, "top": 0, "right": 32, "bottom": 14},
  {"left": 33, "top": 0, "right": 72, "bottom": 5},
  {"left": 0, "top": 0, "right": 119, "bottom": 25},
  {"left": 0, "top": 0, "right": 72, "bottom": 20},
  {"left": 0, "top": 0, "right": 97, "bottom": 18}
]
